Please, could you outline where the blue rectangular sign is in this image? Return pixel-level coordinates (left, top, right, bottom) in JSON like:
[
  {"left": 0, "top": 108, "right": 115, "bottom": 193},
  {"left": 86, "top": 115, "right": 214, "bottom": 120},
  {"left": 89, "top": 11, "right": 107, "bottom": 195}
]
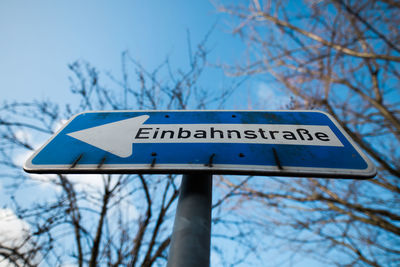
[{"left": 24, "top": 110, "right": 376, "bottom": 178}]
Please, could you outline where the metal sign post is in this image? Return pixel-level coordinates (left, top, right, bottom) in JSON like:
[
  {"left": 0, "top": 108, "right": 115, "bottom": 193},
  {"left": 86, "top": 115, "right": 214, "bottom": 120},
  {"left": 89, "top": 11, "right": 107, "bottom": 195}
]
[{"left": 167, "top": 173, "right": 212, "bottom": 267}]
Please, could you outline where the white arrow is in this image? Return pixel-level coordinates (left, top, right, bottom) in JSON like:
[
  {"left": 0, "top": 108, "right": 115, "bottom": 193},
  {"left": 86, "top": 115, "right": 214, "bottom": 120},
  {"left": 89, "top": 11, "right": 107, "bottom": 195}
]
[{"left": 66, "top": 115, "right": 343, "bottom": 158}]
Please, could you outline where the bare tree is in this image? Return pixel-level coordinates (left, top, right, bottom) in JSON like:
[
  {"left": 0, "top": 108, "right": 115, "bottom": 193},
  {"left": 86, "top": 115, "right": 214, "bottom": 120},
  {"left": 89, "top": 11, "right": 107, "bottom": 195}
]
[
  {"left": 217, "top": 0, "right": 400, "bottom": 266},
  {"left": 0, "top": 34, "right": 240, "bottom": 266}
]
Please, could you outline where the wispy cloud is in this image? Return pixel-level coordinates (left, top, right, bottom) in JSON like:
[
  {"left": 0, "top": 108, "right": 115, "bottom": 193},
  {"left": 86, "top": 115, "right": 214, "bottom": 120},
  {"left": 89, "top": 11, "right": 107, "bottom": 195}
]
[
  {"left": 256, "top": 82, "right": 291, "bottom": 109},
  {"left": 0, "top": 208, "right": 39, "bottom": 266}
]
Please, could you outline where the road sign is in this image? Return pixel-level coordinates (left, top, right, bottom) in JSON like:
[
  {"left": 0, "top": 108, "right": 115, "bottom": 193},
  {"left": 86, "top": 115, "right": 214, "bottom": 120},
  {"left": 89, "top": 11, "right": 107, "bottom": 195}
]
[{"left": 24, "top": 110, "right": 376, "bottom": 178}]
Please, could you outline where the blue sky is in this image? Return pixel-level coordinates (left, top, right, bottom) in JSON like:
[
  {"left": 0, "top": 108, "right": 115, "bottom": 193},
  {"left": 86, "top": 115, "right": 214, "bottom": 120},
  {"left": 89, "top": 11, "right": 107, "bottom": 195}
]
[
  {"left": 1, "top": 0, "right": 254, "bottom": 105},
  {"left": 1, "top": 2, "right": 396, "bottom": 266},
  {"left": 0, "top": 1, "right": 306, "bottom": 266}
]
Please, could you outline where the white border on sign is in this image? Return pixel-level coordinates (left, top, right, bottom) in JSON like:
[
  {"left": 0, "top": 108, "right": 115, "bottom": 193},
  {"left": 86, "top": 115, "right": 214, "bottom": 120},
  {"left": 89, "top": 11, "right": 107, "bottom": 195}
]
[{"left": 23, "top": 110, "right": 376, "bottom": 178}]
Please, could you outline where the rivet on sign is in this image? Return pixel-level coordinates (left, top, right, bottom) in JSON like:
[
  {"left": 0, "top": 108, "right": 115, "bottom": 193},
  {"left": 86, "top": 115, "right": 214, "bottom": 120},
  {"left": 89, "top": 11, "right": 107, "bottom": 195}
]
[
  {"left": 97, "top": 156, "right": 107, "bottom": 169},
  {"left": 272, "top": 148, "right": 283, "bottom": 170},
  {"left": 151, "top": 152, "right": 157, "bottom": 167},
  {"left": 206, "top": 153, "right": 216, "bottom": 167},
  {"left": 151, "top": 157, "right": 156, "bottom": 167},
  {"left": 71, "top": 153, "right": 83, "bottom": 169}
]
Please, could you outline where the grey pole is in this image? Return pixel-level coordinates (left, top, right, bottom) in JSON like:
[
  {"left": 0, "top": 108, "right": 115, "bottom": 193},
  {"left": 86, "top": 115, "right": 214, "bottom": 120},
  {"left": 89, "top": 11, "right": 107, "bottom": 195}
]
[{"left": 167, "top": 173, "right": 213, "bottom": 267}]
